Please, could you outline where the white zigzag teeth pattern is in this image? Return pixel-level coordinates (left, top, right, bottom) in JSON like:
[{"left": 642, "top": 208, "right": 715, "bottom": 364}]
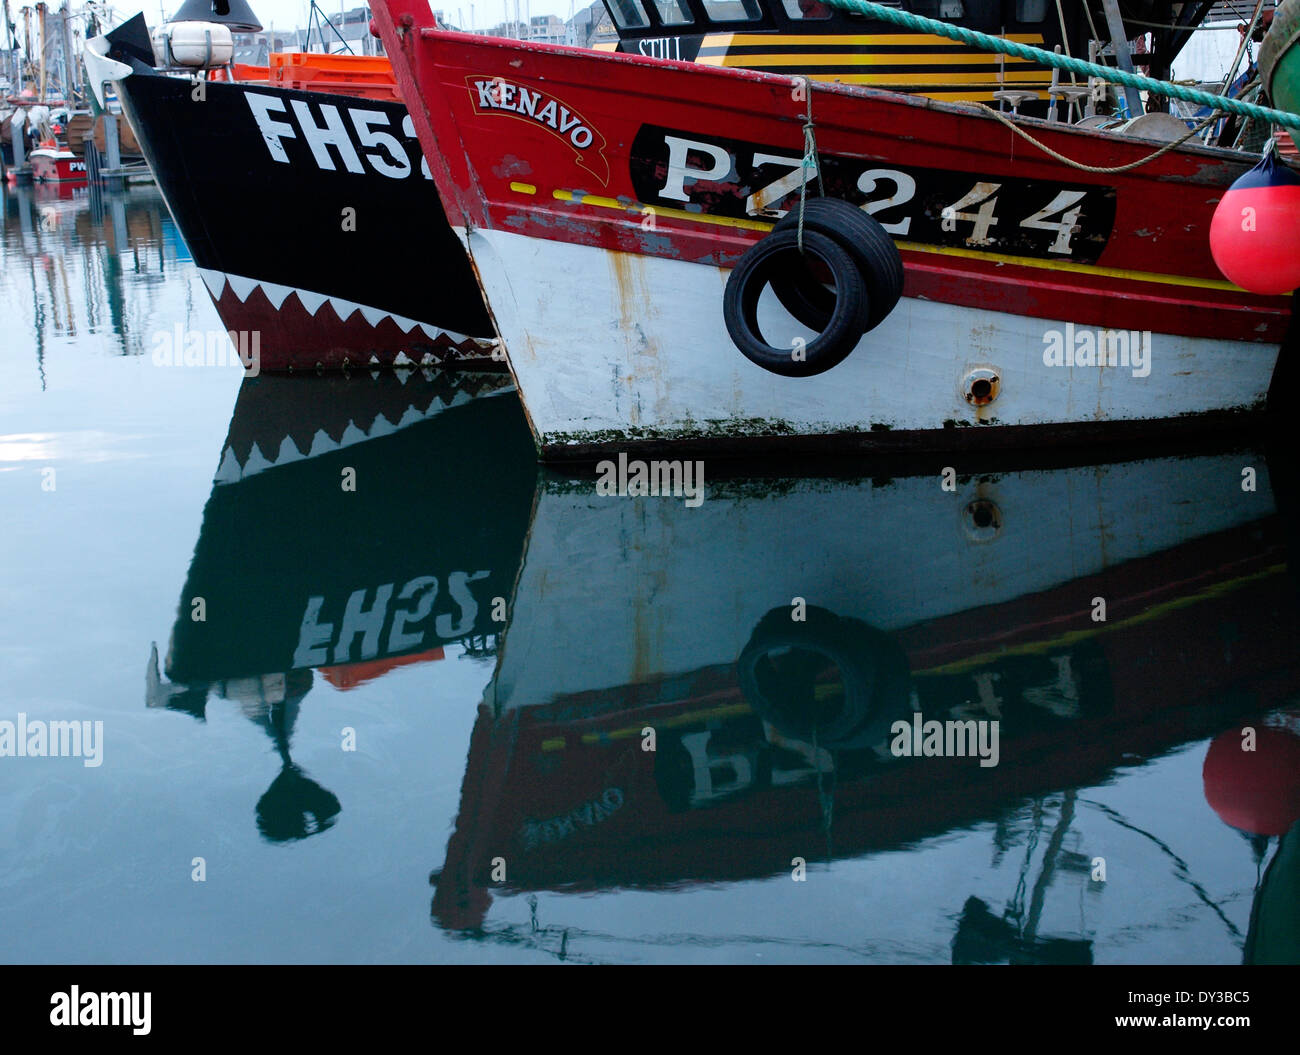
[
  {"left": 212, "top": 385, "right": 513, "bottom": 486},
  {"left": 296, "top": 289, "right": 329, "bottom": 316},
  {"left": 196, "top": 268, "right": 498, "bottom": 350},
  {"left": 328, "top": 296, "right": 361, "bottom": 321},
  {"left": 198, "top": 268, "right": 226, "bottom": 299},
  {"left": 225, "top": 274, "right": 260, "bottom": 302},
  {"left": 259, "top": 282, "right": 295, "bottom": 310}
]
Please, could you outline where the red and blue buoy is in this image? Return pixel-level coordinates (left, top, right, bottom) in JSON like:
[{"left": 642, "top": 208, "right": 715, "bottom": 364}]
[{"left": 1209, "top": 149, "right": 1300, "bottom": 295}]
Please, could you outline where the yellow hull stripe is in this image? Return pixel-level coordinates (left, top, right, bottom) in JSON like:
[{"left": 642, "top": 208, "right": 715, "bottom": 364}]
[
  {"left": 715, "top": 33, "right": 1046, "bottom": 47},
  {"left": 914, "top": 565, "right": 1285, "bottom": 677},
  {"left": 551, "top": 188, "right": 774, "bottom": 231},
  {"left": 540, "top": 702, "right": 753, "bottom": 751},
  {"left": 544, "top": 190, "right": 1252, "bottom": 293},
  {"left": 751, "top": 70, "right": 1051, "bottom": 84},
  {"left": 894, "top": 238, "right": 1246, "bottom": 293},
  {"left": 914, "top": 90, "right": 1045, "bottom": 100},
  {"left": 694, "top": 31, "right": 734, "bottom": 62},
  {"left": 712, "top": 53, "right": 1043, "bottom": 68}
]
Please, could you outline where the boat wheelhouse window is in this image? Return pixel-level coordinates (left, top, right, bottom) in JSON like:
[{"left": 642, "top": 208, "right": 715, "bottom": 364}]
[
  {"left": 780, "top": 0, "right": 832, "bottom": 19},
  {"left": 700, "top": 0, "right": 765, "bottom": 22},
  {"left": 653, "top": 0, "right": 694, "bottom": 23},
  {"left": 1015, "top": 0, "right": 1048, "bottom": 21},
  {"left": 607, "top": 0, "right": 650, "bottom": 29}
]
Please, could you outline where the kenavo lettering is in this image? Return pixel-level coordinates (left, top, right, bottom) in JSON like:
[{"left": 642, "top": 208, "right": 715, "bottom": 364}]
[
  {"left": 466, "top": 77, "right": 609, "bottom": 184},
  {"left": 471, "top": 79, "right": 595, "bottom": 149}
]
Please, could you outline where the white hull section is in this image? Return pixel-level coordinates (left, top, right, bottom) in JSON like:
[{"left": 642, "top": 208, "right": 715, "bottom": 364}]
[
  {"left": 488, "top": 454, "right": 1273, "bottom": 714},
  {"left": 462, "top": 227, "right": 1274, "bottom": 449}
]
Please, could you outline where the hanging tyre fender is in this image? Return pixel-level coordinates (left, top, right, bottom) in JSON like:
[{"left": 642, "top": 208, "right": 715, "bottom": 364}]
[
  {"left": 736, "top": 605, "right": 912, "bottom": 752},
  {"left": 723, "top": 227, "right": 870, "bottom": 378},
  {"left": 771, "top": 198, "right": 904, "bottom": 334}
]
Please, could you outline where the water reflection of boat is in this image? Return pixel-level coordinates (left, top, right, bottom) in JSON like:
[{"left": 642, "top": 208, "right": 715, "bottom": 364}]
[
  {"left": 0, "top": 181, "right": 189, "bottom": 365},
  {"left": 28, "top": 178, "right": 88, "bottom": 202},
  {"left": 151, "top": 369, "right": 533, "bottom": 695},
  {"left": 431, "top": 447, "right": 1300, "bottom": 957},
  {"left": 147, "top": 370, "right": 536, "bottom": 838}
]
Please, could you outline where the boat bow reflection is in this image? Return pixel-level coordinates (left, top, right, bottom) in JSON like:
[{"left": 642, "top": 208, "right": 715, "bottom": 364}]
[
  {"left": 435, "top": 449, "right": 1300, "bottom": 963},
  {"left": 147, "top": 370, "right": 535, "bottom": 840}
]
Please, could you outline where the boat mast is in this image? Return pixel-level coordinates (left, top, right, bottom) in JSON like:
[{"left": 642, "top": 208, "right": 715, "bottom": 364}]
[
  {"left": 21, "top": 4, "right": 31, "bottom": 95},
  {"left": 36, "top": 0, "right": 44, "bottom": 102},
  {"left": 2, "top": 0, "right": 13, "bottom": 87},
  {"left": 59, "top": 0, "right": 75, "bottom": 107}
]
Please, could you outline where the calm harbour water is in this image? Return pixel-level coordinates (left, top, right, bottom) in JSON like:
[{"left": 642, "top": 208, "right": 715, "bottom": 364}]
[{"left": 2, "top": 181, "right": 1298, "bottom": 964}]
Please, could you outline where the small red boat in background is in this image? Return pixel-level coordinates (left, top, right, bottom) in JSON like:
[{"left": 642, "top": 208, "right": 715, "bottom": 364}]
[{"left": 29, "top": 142, "right": 89, "bottom": 184}]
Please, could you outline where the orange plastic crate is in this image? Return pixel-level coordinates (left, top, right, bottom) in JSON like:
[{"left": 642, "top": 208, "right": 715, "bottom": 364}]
[
  {"left": 268, "top": 52, "right": 399, "bottom": 100},
  {"left": 270, "top": 52, "right": 393, "bottom": 81}
]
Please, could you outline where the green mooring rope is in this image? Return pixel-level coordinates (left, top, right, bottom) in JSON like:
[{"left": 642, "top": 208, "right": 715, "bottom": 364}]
[{"left": 820, "top": 0, "right": 1300, "bottom": 131}]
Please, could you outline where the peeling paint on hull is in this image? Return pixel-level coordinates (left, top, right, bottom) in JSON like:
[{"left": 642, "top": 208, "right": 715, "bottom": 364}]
[{"left": 465, "top": 226, "right": 1275, "bottom": 459}]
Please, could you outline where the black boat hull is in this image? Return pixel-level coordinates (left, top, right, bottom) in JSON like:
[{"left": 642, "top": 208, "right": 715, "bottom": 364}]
[{"left": 108, "top": 24, "right": 495, "bottom": 371}]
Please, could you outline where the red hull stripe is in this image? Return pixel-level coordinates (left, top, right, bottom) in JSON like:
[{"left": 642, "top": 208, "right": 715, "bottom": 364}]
[{"left": 370, "top": 16, "right": 1289, "bottom": 346}]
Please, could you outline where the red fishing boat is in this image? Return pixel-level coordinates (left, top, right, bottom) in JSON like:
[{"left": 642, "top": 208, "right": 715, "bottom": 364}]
[
  {"left": 29, "top": 143, "right": 88, "bottom": 183},
  {"left": 371, "top": 1, "right": 1293, "bottom": 458}
]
